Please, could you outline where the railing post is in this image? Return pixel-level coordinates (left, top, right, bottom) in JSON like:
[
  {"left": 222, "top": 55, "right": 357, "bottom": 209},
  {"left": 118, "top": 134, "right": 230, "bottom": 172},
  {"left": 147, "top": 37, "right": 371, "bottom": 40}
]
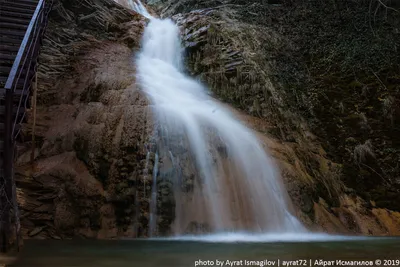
[{"left": 1, "top": 89, "right": 14, "bottom": 253}]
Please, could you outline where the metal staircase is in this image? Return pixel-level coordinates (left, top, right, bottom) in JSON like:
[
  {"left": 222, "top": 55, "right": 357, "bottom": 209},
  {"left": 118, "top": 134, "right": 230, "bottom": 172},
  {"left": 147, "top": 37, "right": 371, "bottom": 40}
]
[{"left": 0, "top": 0, "right": 53, "bottom": 252}]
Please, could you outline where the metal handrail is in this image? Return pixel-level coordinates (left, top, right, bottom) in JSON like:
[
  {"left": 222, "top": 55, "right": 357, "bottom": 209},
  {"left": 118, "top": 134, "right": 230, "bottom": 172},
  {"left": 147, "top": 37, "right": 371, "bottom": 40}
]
[
  {"left": 4, "top": 0, "right": 45, "bottom": 91},
  {"left": 13, "top": 4, "right": 46, "bottom": 137},
  {"left": 3, "top": 0, "right": 53, "bottom": 138}
]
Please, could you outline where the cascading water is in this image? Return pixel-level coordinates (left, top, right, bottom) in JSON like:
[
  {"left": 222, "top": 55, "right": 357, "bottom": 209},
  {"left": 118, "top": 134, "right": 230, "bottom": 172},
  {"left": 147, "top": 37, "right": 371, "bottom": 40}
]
[
  {"left": 149, "top": 152, "right": 159, "bottom": 236},
  {"left": 127, "top": 0, "right": 152, "bottom": 18},
  {"left": 132, "top": 1, "right": 306, "bottom": 235}
]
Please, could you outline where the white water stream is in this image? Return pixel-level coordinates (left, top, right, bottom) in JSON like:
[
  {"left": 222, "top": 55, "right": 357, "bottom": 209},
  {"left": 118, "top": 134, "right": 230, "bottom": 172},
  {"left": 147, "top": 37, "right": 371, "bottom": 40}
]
[{"left": 132, "top": 0, "right": 306, "bottom": 236}]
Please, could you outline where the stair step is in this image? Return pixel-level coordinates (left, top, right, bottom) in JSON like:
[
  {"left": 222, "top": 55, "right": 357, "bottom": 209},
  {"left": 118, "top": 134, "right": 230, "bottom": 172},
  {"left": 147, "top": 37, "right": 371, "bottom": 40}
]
[
  {"left": 0, "top": 36, "right": 23, "bottom": 46},
  {"left": 0, "top": 89, "right": 30, "bottom": 103},
  {"left": 0, "top": 123, "right": 21, "bottom": 133},
  {"left": 1, "top": 88, "right": 29, "bottom": 95},
  {"left": 4, "top": 0, "right": 40, "bottom": 5},
  {"left": 0, "top": 62, "right": 15, "bottom": 69},
  {"left": 0, "top": 5, "right": 36, "bottom": 14},
  {"left": 0, "top": 52, "right": 32, "bottom": 69},
  {"left": 0, "top": 77, "right": 32, "bottom": 89},
  {"left": 0, "top": 53, "right": 17, "bottom": 62},
  {"left": 0, "top": 66, "right": 13, "bottom": 74},
  {"left": 0, "top": 88, "right": 31, "bottom": 98},
  {"left": 0, "top": 45, "right": 20, "bottom": 53},
  {"left": 1, "top": 2, "right": 38, "bottom": 10},
  {"left": 0, "top": 66, "right": 34, "bottom": 78},
  {"left": 0, "top": 106, "right": 26, "bottom": 115},
  {"left": 0, "top": 22, "right": 29, "bottom": 31},
  {"left": 0, "top": 10, "right": 33, "bottom": 20},
  {"left": 0, "top": 76, "right": 28, "bottom": 84},
  {"left": 0, "top": 28, "right": 26, "bottom": 38},
  {"left": 0, "top": 16, "right": 31, "bottom": 26}
]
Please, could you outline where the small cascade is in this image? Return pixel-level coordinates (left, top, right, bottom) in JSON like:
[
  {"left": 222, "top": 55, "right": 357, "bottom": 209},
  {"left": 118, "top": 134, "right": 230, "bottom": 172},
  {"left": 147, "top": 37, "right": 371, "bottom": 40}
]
[
  {"left": 133, "top": 1, "right": 306, "bottom": 235},
  {"left": 148, "top": 152, "right": 159, "bottom": 237},
  {"left": 127, "top": 0, "right": 152, "bottom": 19},
  {"left": 142, "top": 150, "right": 151, "bottom": 198}
]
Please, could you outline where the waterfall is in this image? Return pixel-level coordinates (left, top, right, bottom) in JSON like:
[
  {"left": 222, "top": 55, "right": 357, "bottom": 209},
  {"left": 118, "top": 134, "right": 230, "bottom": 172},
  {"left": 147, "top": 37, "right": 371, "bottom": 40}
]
[
  {"left": 132, "top": 1, "right": 305, "bottom": 234},
  {"left": 149, "top": 152, "right": 159, "bottom": 236},
  {"left": 127, "top": 0, "right": 152, "bottom": 18},
  {"left": 143, "top": 150, "right": 150, "bottom": 198}
]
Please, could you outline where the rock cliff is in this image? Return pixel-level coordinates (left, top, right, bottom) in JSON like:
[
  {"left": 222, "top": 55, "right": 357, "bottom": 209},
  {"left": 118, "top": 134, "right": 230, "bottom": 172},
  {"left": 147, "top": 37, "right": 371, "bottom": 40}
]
[
  {"left": 16, "top": 0, "right": 156, "bottom": 239},
  {"left": 15, "top": 0, "right": 400, "bottom": 239}
]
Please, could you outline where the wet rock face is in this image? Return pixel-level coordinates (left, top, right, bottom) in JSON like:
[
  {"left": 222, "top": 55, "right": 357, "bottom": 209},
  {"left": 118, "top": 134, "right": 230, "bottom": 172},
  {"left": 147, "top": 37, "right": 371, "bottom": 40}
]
[
  {"left": 157, "top": 179, "right": 175, "bottom": 234},
  {"left": 16, "top": 0, "right": 155, "bottom": 239},
  {"left": 154, "top": 1, "right": 400, "bottom": 234},
  {"left": 144, "top": 124, "right": 202, "bottom": 235},
  {"left": 17, "top": 41, "right": 154, "bottom": 239}
]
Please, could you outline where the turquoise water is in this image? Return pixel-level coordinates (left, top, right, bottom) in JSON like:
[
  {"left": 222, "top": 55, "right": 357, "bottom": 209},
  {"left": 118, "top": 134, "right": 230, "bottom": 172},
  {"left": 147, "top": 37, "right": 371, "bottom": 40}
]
[{"left": 5, "top": 237, "right": 400, "bottom": 267}]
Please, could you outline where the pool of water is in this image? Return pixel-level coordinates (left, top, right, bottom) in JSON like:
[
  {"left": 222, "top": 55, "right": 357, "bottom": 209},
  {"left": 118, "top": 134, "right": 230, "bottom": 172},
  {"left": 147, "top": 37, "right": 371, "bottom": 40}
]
[{"left": 3, "top": 236, "right": 400, "bottom": 267}]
